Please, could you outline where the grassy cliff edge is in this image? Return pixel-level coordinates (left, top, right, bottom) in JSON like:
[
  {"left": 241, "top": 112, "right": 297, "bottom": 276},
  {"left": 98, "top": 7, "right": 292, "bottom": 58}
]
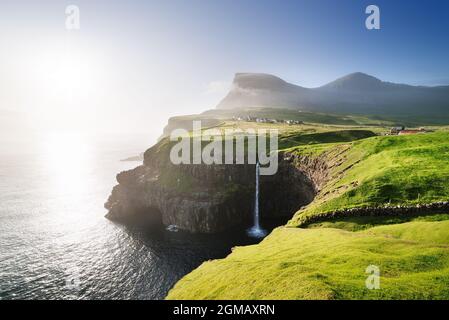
[{"left": 167, "top": 129, "right": 449, "bottom": 300}]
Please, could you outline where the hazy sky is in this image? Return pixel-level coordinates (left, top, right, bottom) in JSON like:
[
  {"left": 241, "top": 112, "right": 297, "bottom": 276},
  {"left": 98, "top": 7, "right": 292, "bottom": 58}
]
[{"left": 1, "top": 0, "right": 449, "bottom": 141}]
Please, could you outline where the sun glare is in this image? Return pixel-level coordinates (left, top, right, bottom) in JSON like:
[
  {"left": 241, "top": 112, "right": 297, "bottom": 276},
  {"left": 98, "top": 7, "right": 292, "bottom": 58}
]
[
  {"left": 31, "top": 45, "right": 101, "bottom": 104},
  {"left": 19, "top": 41, "right": 107, "bottom": 131},
  {"left": 42, "top": 132, "right": 93, "bottom": 197}
]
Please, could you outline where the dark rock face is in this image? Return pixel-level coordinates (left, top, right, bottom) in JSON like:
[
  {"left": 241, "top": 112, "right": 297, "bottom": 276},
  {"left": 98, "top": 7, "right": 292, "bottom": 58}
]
[
  {"left": 105, "top": 142, "right": 322, "bottom": 233},
  {"left": 259, "top": 158, "right": 317, "bottom": 218}
]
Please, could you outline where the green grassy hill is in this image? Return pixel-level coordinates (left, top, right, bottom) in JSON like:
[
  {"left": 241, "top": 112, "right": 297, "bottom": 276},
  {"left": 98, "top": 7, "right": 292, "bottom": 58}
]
[
  {"left": 167, "top": 219, "right": 449, "bottom": 300},
  {"left": 165, "top": 116, "right": 449, "bottom": 300},
  {"left": 288, "top": 131, "right": 449, "bottom": 227},
  {"left": 278, "top": 129, "right": 375, "bottom": 149}
]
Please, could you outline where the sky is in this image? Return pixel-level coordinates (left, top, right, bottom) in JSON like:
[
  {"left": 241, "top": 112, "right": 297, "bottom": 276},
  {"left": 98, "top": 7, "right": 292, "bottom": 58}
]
[{"left": 1, "top": 0, "right": 449, "bottom": 143}]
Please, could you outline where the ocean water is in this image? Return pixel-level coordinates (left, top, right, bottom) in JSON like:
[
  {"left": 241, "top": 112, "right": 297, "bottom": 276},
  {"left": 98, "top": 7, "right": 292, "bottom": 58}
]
[{"left": 0, "top": 134, "right": 259, "bottom": 300}]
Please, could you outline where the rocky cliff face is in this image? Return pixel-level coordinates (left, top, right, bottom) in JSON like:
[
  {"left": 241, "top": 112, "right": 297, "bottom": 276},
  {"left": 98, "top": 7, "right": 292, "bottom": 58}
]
[{"left": 105, "top": 139, "right": 326, "bottom": 233}]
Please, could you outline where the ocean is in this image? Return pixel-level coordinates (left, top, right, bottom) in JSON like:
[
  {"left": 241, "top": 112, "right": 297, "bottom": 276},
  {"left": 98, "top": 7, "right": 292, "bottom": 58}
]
[{"left": 0, "top": 133, "right": 259, "bottom": 300}]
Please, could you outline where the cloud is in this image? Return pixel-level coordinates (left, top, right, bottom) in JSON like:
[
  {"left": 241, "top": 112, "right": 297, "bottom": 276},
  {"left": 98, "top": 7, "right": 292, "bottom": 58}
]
[{"left": 205, "top": 81, "right": 230, "bottom": 95}]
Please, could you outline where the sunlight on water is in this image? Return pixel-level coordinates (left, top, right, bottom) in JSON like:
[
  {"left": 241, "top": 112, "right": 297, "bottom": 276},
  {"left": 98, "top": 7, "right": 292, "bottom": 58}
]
[
  {"left": 42, "top": 133, "right": 92, "bottom": 196},
  {"left": 39, "top": 133, "right": 96, "bottom": 232},
  {"left": 0, "top": 134, "right": 261, "bottom": 300}
]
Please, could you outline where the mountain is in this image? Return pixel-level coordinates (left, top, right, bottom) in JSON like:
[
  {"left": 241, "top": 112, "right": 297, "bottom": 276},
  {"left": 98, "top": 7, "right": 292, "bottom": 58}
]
[
  {"left": 321, "top": 72, "right": 385, "bottom": 90},
  {"left": 217, "top": 72, "right": 449, "bottom": 122}
]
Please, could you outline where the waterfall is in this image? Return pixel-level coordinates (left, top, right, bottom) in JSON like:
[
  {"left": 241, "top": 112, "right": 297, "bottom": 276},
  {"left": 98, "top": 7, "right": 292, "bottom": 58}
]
[
  {"left": 254, "top": 162, "right": 260, "bottom": 229},
  {"left": 247, "top": 162, "right": 267, "bottom": 238}
]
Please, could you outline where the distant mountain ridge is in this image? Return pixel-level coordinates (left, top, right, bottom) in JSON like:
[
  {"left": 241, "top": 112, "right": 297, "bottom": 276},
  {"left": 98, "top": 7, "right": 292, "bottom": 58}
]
[{"left": 217, "top": 72, "right": 449, "bottom": 121}]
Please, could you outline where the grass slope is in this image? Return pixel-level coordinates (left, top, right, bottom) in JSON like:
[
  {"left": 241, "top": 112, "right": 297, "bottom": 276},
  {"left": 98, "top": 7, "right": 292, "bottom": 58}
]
[
  {"left": 167, "top": 130, "right": 449, "bottom": 300},
  {"left": 288, "top": 131, "right": 449, "bottom": 226},
  {"left": 203, "top": 108, "right": 399, "bottom": 126},
  {"left": 278, "top": 129, "right": 375, "bottom": 149},
  {"left": 306, "top": 213, "right": 449, "bottom": 232},
  {"left": 167, "top": 220, "right": 449, "bottom": 300}
]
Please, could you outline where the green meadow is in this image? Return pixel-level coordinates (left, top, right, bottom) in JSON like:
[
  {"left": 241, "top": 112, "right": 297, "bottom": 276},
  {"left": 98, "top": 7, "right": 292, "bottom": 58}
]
[
  {"left": 166, "top": 110, "right": 449, "bottom": 300},
  {"left": 167, "top": 220, "right": 449, "bottom": 300},
  {"left": 288, "top": 131, "right": 449, "bottom": 227}
]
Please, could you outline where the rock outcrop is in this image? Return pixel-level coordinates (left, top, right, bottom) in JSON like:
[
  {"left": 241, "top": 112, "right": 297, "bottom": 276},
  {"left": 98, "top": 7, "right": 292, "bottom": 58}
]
[{"left": 105, "top": 139, "right": 322, "bottom": 233}]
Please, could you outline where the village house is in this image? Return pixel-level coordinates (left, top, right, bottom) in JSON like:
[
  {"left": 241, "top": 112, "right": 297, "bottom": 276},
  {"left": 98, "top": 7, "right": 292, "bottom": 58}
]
[
  {"left": 390, "top": 126, "right": 405, "bottom": 135},
  {"left": 285, "top": 120, "right": 304, "bottom": 125},
  {"left": 233, "top": 115, "right": 304, "bottom": 125},
  {"left": 389, "top": 126, "right": 429, "bottom": 136}
]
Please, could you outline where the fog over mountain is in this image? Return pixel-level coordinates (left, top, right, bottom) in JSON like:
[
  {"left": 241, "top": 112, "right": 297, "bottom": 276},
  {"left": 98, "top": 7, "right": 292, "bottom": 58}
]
[{"left": 217, "top": 73, "right": 449, "bottom": 119}]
